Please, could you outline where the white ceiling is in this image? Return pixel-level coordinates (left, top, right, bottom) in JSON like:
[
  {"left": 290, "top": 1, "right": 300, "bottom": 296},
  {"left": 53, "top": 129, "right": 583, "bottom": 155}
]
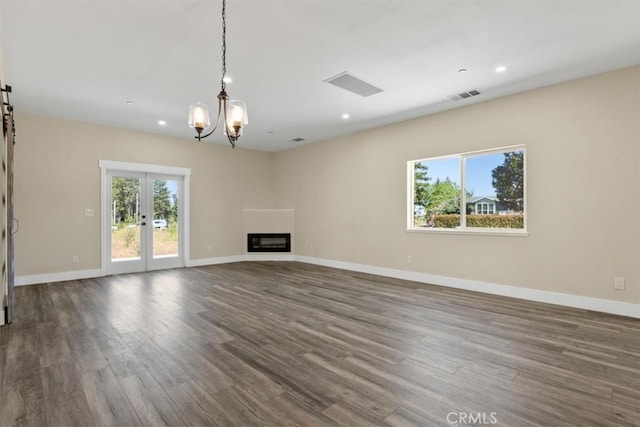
[{"left": 1, "top": 0, "right": 639, "bottom": 152}]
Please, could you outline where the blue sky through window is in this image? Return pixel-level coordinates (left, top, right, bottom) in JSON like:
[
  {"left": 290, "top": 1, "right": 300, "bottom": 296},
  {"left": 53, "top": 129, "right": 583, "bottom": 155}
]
[
  {"left": 421, "top": 152, "right": 510, "bottom": 197},
  {"left": 166, "top": 180, "right": 179, "bottom": 196},
  {"left": 465, "top": 153, "right": 505, "bottom": 197},
  {"left": 421, "top": 157, "right": 460, "bottom": 185}
]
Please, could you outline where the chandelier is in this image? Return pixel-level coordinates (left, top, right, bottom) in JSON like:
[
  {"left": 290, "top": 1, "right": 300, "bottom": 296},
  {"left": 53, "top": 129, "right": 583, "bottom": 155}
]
[{"left": 188, "top": 0, "right": 248, "bottom": 148}]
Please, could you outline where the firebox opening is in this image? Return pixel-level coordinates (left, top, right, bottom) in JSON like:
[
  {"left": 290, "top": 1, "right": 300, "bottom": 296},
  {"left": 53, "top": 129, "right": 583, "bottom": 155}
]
[{"left": 247, "top": 233, "right": 291, "bottom": 252}]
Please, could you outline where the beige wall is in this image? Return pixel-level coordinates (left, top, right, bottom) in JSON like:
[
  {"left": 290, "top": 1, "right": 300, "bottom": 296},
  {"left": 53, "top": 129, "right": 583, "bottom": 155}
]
[
  {"left": 0, "top": 32, "right": 6, "bottom": 309},
  {"left": 274, "top": 66, "right": 640, "bottom": 304},
  {"left": 243, "top": 209, "right": 294, "bottom": 234},
  {"left": 14, "top": 114, "right": 276, "bottom": 275},
  {"left": 0, "top": 36, "right": 5, "bottom": 84}
]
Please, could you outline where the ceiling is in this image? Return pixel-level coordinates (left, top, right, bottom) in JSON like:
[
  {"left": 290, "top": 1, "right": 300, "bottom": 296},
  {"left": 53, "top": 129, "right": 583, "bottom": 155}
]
[{"left": 1, "top": 0, "right": 639, "bottom": 152}]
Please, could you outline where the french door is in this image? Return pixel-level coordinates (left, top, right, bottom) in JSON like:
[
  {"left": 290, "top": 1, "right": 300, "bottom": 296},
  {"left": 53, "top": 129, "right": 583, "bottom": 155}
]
[{"left": 105, "top": 169, "right": 186, "bottom": 275}]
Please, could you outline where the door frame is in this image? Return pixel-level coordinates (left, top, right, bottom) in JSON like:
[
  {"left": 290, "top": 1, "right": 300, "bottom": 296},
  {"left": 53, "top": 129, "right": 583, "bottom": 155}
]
[{"left": 99, "top": 160, "right": 191, "bottom": 276}]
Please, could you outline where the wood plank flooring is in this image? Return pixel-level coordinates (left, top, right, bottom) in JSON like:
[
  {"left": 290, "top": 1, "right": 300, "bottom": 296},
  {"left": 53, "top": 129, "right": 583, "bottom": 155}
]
[{"left": 0, "top": 261, "right": 639, "bottom": 426}]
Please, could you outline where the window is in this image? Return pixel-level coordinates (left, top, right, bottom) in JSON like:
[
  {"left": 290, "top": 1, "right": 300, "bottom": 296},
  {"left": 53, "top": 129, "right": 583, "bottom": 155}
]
[
  {"left": 475, "top": 202, "right": 495, "bottom": 215},
  {"left": 409, "top": 146, "right": 525, "bottom": 233}
]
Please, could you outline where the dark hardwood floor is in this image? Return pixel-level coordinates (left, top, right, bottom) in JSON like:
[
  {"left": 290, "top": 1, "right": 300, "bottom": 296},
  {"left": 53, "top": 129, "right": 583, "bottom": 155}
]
[{"left": 0, "top": 262, "right": 638, "bottom": 426}]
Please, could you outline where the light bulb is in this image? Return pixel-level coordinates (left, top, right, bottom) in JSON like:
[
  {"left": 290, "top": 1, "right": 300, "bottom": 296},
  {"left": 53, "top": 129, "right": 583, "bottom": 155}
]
[
  {"left": 225, "top": 100, "right": 248, "bottom": 137},
  {"left": 228, "top": 105, "right": 244, "bottom": 125},
  {"left": 188, "top": 102, "right": 210, "bottom": 130}
]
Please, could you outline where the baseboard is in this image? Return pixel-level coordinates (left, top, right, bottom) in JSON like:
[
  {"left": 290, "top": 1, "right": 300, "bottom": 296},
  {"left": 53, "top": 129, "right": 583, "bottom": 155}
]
[
  {"left": 16, "top": 268, "right": 104, "bottom": 286},
  {"left": 294, "top": 255, "right": 640, "bottom": 319},
  {"left": 15, "top": 256, "right": 249, "bottom": 284},
  {"left": 16, "top": 256, "right": 249, "bottom": 283},
  {"left": 187, "top": 254, "right": 294, "bottom": 266},
  {"left": 244, "top": 254, "right": 295, "bottom": 262},
  {"left": 186, "top": 255, "right": 245, "bottom": 267}
]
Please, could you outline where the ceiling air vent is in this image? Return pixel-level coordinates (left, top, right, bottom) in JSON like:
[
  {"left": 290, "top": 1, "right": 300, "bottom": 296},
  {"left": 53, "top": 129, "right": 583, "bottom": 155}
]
[
  {"left": 290, "top": 137, "right": 305, "bottom": 142},
  {"left": 324, "top": 71, "right": 383, "bottom": 97},
  {"left": 448, "top": 89, "right": 481, "bottom": 101}
]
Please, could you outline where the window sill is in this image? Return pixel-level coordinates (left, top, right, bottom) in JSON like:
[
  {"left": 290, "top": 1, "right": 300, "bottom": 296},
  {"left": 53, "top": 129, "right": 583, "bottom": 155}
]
[{"left": 406, "top": 227, "right": 529, "bottom": 237}]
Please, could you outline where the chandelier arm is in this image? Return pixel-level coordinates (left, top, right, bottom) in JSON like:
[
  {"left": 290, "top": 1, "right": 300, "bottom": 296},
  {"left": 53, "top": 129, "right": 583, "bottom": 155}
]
[
  {"left": 222, "top": 101, "right": 236, "bottom": 149},
  {"left": 226, "top": 134, "right": 236, "bottom": 149},
  {"left": 195, "top": 125, "right": 217, "bottom": 141},
  {"left": 194, "top": 95, "right": 225, "bottom": 141}
]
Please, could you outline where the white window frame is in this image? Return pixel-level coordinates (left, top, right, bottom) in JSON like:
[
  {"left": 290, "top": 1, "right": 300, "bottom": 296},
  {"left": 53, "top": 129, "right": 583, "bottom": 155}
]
[{"left": 407, "top": 145, "right": 528, "bottom": 236}]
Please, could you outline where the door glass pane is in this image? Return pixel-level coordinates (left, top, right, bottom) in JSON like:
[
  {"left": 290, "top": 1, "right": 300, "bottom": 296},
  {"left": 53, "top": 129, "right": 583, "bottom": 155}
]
[
  {"left": 152, "top": 179, "right": 179, "bottom": 258},
  {"left": 111, "top": 176, "right": 142, "bottom": 261}
]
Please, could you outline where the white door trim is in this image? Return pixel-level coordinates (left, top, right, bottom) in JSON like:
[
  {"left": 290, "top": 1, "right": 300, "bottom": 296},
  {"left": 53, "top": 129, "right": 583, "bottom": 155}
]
[
  {"left": 99, "top": 160, "right": 191, "bottom": 176},
  {"left": 99, "top": 160, "right": 191, "bottom": 276}
]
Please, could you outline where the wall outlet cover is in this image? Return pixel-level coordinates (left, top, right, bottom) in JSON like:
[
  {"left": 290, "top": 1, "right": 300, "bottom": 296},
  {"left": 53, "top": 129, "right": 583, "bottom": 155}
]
[{"left": 614, "top": 277, "right": 625, "bottom": 290}]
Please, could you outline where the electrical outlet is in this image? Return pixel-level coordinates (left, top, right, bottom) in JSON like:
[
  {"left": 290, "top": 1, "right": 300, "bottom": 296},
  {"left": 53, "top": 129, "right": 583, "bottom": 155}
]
[
  {"left": 614, "top": 277, "right": 625, "bottom": 290},
  {"left": 207, "top": 245, "right": 213, "bottom": 253},
  {"left": 72, "top": 255, "right": 79, "bottom": 264},
  {"left": 84, "top": 208, "right": 94, "bottom": 217},
  {"left": 406, "top": 256, "right": 413, "bottom": 264}
]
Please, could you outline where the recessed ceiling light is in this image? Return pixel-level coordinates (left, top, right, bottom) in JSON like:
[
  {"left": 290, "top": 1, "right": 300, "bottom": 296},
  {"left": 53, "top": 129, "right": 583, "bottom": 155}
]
[
  {"left": 458, "top": 68, "right": 467, "bottom": 73},
  {"left": 125, "top": 100, "right": 134, "bottom": 105},
  {"left": 342, "top": 113, "right": 350, "bottom": 119},
  {"left": 158, "top": 120, "right": 167, "bottom": 126},
  {"left": 495, "top": 65, "right": 507, "bottom": 73},
  {"left": 223, "top": 76, "right": 232, "bottom": 83}
]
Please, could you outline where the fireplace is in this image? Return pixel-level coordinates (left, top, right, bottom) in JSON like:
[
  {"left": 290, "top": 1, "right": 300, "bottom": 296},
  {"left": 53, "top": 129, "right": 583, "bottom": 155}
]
[{"left": 247, "top": 233, "right": 291, "bottom": 252}]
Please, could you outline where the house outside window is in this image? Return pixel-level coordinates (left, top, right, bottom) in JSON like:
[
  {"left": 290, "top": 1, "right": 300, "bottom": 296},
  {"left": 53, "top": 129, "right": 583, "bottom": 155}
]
[{"left": 473, "top": 200, "right": 496, "bottom": 215}]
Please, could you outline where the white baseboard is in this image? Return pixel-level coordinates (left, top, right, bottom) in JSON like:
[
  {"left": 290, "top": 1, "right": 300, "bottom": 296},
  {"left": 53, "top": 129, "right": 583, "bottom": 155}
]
[
  {"left": 295, "top": 255, "right": 640, "bottom": 319},
  {"left": 187, "top": 253, "right": 294, "bottom": 266},
  {"left": 16, "top": 269, "right": 104, "bottom": 286},
  {"left": 15, "top": 255, "right": 249, "bottom": 284},
  {"left": 186, "top": 255, "right": 245, "bottom": 267},
  {"left": 244, "top": 254, "right": 295, "bottom": 262},
  {"left": 14, "top": 255, "right": 639, "bottom": 319}
]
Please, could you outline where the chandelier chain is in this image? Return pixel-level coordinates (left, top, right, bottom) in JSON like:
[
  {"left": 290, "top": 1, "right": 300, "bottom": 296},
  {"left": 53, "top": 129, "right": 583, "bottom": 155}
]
[{"left": 221, "top": 0, "right": 227, "bottom": 91}]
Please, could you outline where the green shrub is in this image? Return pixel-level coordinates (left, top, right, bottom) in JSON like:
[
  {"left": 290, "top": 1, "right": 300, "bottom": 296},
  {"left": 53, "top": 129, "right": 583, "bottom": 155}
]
[
  {"left": 467, "top": 214, "right": 524, "bottom": 228},
  {"left": 434, "top": 215, "right": 460, "bottom": 228},
  {"left": 428, "top": 214, "right": 524, "bottom": 229}
]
